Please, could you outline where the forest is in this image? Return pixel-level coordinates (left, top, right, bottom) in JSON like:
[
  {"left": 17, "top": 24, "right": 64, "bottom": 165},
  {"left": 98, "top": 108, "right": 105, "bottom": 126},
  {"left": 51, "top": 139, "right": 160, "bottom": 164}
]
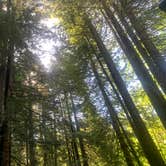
[{"left": 0, "top": 0, "right": 166, "bottom": 165}]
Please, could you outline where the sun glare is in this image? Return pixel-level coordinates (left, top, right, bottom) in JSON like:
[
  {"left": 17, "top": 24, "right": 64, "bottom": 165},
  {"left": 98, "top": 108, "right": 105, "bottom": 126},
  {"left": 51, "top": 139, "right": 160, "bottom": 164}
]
[
  {"left": 40, "top": 54, "right": 56, "bottom": 70},
  {"left": 40, "top": 17, "right": 60, "bottom": 28},
  {"left": 38, "top": 17, "right": 61, "bottom": 70},
  {"left": 39, "top": 40, "right": 56, "bottom": 70}
]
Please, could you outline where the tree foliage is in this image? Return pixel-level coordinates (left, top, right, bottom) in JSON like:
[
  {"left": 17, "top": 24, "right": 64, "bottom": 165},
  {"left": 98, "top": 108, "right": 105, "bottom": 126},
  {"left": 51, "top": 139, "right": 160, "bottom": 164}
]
[{"left": 0, "top": 0, "right": 166, "bottom": 166}]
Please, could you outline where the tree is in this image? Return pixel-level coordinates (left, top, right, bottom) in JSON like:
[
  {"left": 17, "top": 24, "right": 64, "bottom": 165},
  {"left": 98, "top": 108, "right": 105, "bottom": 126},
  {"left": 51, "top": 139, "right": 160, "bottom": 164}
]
[{"left": 1, "top": 0, "right": 166, "bottom": 165}]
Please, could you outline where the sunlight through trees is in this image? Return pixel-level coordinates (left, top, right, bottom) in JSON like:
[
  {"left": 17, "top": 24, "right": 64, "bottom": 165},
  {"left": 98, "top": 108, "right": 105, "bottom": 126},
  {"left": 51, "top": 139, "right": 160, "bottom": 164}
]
[{"left": 0, "top": 0, "right": 166, "bottom": 165}]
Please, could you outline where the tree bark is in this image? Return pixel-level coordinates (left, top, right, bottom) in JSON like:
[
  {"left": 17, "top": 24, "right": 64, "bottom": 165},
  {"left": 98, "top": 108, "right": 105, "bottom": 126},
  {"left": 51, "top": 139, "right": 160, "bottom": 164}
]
[{"left": 0, "top": 1, "right": 14, "bottom": 164}]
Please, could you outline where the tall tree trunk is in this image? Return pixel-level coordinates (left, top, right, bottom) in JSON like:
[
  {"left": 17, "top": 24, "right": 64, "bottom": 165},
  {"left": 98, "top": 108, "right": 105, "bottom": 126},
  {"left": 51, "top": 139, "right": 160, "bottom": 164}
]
[
  {"left": 70, "top": 94, "right": 89, "bottom": 166},
  {"left": 0, "top": 1, "right": 14, "bottom": 164},
  {"left": 0, "top": 53, "right": 7, "bottom": 165},
  {"left": 28, "top": 108, "right": 36, "bottom": 166},
  {"left": 112, "top": 3, "right": 166, "bottom": 93},
  {"left": 59, "top": 97, "right": 73, "bottom": 166},
  {"left": 101, "top": 2, "right": 166, "bottom": 128},
  {"left": 95, "top": 55, "right": 142, "bottom": 166},
  {"left": 85, "top": 16, "right": 165, "bottom": 165},
  {"left": 41, "top": 108, "right": 48, "bottom": 166},
  {"left": 0, "top": 47, "right": 6, "bottom": 165},
  {"left": 65, "top": 137, "right": 73, "bottom": 166},
  {"left": 118, "top": 0, "right": 166, "bottom": 74},
  {"left": 90, "top": 57, "right": 135, "bottom": 166},
  {"left": 53, "top": 112, "right": 58, "bottom": 166},
  {"left": 86, "top": 39, "right": 134, "bottom": 129},
  {"left": 25, "top": 117, "right": 29, "bottom": 166},
  {"left": 1, "top": 120, "right": 10, "bottom": 166},
  {"left": 65, "top": 93, "right": 81, "bottom": 166},
  {"left": 0, "top": 38, "right": 14, "bottom": 166}
]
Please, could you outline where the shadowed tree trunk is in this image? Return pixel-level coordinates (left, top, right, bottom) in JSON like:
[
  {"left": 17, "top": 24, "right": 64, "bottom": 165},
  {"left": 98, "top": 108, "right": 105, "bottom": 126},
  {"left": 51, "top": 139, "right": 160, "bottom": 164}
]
[
  {"left": 0, "top": 45, "right": 7, "bottom": 166},
  {"left": 86, "top": 39, "right": 134, "bottom": 128},
  {"left": 65, "top": 93, "right": 81, "bottom": 166},
  {"left": 90, "top": 57, "right": 135, "bottom": 166},
  {"left": 84, "top": 15, "right": 165, "bottom": 166},
  {"left": 59, "top": 97, "right": 73, "bottom": 166},
  {"left": 0, "top": 32, "right": 14, "bottom": 166},
  {"left": 96, "top": 55, "right": 142, "bottom": 165},
  {"left": 118, "top": 0, "right": 166, "bottom": 74},
  {"left": 100, "top": 2, "right": 166, "bottom": 129},
  {"left": 28, "top": 108, "right": 36, "bottom": 166},
  {"left": 0, "top": 1, "right": 15, "bottom": 165},
  {"left": 53, "top": 112, "right": 58, "bottom": 166},
  {"left": 70, "top": 94, "right": 89, "bottom": 166},
  {"left": 112, "top": 3, "right": 166, "bottom": 93}
]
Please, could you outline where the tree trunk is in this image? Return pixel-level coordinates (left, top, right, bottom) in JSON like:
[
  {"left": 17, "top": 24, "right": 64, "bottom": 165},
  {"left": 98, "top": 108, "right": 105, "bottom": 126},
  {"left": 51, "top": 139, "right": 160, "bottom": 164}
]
[
  {"left": 25, "top": 118, "right": 29, "bottom": 166},
  {"left": 53, "top": 112, "right": 58, "bottom": 166},
  {"left": 0, "top": 49, "right": 6, "bottom": 149},
  {"left": 41, "top": 108, "right": 48, "bottom": 166},
  {"left": 66, "top": 137, "right": 73, "bottom": 166},
  {"left": 113, "top": 3, "right": 166, "bottom": 93},
  {"left": 101, "top": 2, "right": 166, "bottom": 129},
  {"left": 95, "top": 55, "right": 142, "bottom": 166},
  {"left": 28, "top": 108, "right": 36, "bottom": 166},
  {"left": 118, "top": 0, "right": 166, "bottom": 74},
  {"left": 86, "top": 40, "right": 135, "bottom": 129},
  {"left": 70, "top": 94, "right": 89, "bottom": 166},
  {"left": 59, "top": 98, "right": 74, "bottom": 166},
  {"left": 0, "top": 40, "right": 14, "bottom": 166},
  {"left": 0, "top": 1, "right": 14, "bottom": 164},
  {"left": 90, "top": 57, "right": 135, "bottom": 166},
  {"left": 65, "top": 94, "right": 81, "bottom": 166},
  {"left": 0, "top": 55, "right": 7, "bottom": 165},
  {"left": 85, "top": 16, "right": 165, "bottom": 166}
]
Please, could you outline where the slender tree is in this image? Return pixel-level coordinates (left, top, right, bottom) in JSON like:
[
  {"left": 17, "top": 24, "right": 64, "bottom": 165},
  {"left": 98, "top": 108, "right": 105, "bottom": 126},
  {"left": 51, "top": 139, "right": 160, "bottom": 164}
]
[
  {"left": 65, "top": 93, "right": 81, "bottom": 166},
  {"left": 70, "top": 94, "right": 89, "bottom": 166}
]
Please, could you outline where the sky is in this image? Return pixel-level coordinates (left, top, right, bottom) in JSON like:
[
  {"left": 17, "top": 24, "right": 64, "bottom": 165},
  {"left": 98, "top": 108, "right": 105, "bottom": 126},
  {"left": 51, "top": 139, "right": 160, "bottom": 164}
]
[{"left": 38, "top": 17, "right": 61, "bottom": 70}]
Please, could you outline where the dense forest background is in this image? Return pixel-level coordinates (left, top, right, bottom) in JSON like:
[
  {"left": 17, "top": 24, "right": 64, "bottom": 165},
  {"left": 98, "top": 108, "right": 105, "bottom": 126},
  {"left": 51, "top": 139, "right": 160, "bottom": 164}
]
[{"left": 0, "top": 0, "right": 166, "bottom": 165}]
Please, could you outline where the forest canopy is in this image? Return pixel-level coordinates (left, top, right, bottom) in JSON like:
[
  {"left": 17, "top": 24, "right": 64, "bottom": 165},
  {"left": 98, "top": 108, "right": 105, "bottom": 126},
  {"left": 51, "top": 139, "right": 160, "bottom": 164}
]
[{"left": 0, "top": 0, "right": 166, "bottom": 165}]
